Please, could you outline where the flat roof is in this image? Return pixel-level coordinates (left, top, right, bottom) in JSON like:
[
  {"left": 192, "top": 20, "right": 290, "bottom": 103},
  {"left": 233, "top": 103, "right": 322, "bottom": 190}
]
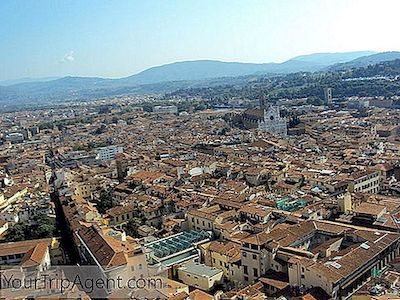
[{"left": 179, "top": 262, "right": 223, "bottom": 278}]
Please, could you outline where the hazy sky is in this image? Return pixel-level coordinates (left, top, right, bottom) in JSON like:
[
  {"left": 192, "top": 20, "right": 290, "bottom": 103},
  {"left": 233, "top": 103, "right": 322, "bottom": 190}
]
[{"left": 1, "top": 0, "right": 400, "bottom": 80}]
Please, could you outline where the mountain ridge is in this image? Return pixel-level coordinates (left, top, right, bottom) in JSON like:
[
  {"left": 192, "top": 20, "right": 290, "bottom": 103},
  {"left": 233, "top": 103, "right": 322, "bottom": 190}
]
[
  {"left": 1, "top": 50, "right": 398, "bottom": 104},
  {"left": 328, "top": 51, "right": 400, "bottom": 71}
]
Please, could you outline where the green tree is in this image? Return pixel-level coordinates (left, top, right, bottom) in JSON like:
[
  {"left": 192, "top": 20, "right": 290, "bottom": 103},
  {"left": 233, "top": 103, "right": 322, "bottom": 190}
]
[
  {"left": 93, "top": 124, "right": 107, "bottom": 135},
  {"left": 34, "top": 215, "right": 56, "bottom": 238},
  {"left": 96, "top": 190, "right": 114, "bottom": 214},
  {"left": 5, "top": 222, "right": 27, "bottom": 242},
  {"left": 124, "top": 218, "right": 143, "bottom": 238},
  {"left": 3, "top": 214, "right": 57, "bottom": 243}
]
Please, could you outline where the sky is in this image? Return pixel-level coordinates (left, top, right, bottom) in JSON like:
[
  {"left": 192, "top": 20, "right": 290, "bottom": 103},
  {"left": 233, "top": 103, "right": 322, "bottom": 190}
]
[{"left": 1, "top": 0, "right": 400, "bottom": 81}]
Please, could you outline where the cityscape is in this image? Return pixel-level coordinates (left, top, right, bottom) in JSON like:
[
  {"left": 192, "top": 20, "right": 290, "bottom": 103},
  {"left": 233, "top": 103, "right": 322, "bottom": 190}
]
[{"left": 1, "top": 1, "right": 400, "bottom": 300}]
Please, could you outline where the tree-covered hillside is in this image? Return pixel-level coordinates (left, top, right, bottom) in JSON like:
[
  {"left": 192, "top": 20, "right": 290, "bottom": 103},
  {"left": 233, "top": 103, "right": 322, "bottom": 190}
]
[{"left": 165, "top": 59, "right": 400, "bottom": 103}]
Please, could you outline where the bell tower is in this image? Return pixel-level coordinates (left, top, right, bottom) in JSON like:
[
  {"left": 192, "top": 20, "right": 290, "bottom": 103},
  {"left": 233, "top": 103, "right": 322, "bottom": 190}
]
[{"left": 259, "top": 93, "right": 266, "bottom": 109}]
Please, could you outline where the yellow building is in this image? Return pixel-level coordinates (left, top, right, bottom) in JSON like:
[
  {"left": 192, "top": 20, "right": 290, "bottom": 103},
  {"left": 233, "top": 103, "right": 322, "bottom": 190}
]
[
  {"left": 337, "top": 192, "right": 352, "bottom": 213},
  {"left": 200, "top": 241, "right": 242, "bottom": 284}
]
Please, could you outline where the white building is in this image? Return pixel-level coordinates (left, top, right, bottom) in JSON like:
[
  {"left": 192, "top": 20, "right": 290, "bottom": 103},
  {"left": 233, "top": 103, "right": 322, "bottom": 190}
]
[
  {"left": 95, "top": 145, "right": 123, "bottom": 161},
  {"left": 153, "top": 105, "right": 178, "bottom": 114},
  {"left": 258, "top": 105, "right": 287, "bottom": 137},
  {"left": 0, "top": 209, "right": 19, "bottom": 223}
]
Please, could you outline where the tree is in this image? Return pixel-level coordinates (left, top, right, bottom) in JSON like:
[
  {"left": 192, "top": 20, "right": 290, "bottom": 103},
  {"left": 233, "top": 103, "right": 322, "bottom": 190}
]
[
  {"left": 3, "top": 214, "right": 57, "bottom": 243},
  {"left": 124, "top": 218, "right": 143, "bottom": 238},
  {"left": 96, "top": 190, "right": 114, "bottom": 214},
  {"left": 142, "top": 102, "right": 153, "bottom": 112},
  {"left": 5, "top": 222, "right": 27, "bottom": 242},
  {"left": 98, "top": 106, "right": 111, "bottom": 114},
  {"left": 93, "top": 124, "right": 107, "bottom": 135},
  {"left": 34, "top": 215, "right": 56, "bottom": 238}
]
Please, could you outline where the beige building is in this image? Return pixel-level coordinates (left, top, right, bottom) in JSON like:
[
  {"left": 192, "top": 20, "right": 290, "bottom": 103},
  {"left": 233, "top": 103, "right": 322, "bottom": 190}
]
[
  {"left": 200, "top": 241, "right": 242, "bottom": 284},
  {"left": 187, "top": 204, "right": 236, "bottom": 234},
  {"left": 177, "top": 262, "right": 223, "bottom": 291},
  {"left": 348, "top": 170, "right": 381, "bottom": 193},
  {"left": 106, "top": 204, "right": 135, "bottom": 228}
]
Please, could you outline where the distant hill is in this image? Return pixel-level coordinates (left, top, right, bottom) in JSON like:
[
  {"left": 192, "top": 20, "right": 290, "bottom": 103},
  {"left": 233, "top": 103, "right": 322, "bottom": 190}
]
[
  {"left": 0, "top": 77, "right": 61, "bottom": 86},
  {"left": 329, "top": 51, "right": 400, "bottom": 70},
  {"left": 292, "top": 51, "right": 376, "bottom": 66},
  {"left": 121, "top": 60, "right": 272, "bottom": 85},
  {"left": 122, "top": 51, "right": 376, "bottom": 85},
  {"left": 0, "top": 50, "right": 396, "bottom": 104}
]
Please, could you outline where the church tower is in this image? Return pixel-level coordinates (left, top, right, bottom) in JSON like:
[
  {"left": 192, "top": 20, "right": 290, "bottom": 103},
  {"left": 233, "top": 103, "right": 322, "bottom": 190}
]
[
  {"left": 259, "top": 93, "right": 266, "bottom": 109},
  {"left": 337, "top": 192, "right": 352, "bottom": 213},
  {"left": 324, "top": 87, "right": 333, "bottom": 105}
]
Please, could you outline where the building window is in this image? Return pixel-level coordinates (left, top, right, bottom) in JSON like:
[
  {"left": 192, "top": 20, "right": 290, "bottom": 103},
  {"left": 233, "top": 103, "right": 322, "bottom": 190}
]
[
  {"left": 244, "top": 276, "right": 249, "bottom": 282},
  {"left": 252, "top": 254, "right": 257, "bottom": 260},
  {"left": 244, "top": 266, "right": 248, "bottom": 275},
  {"left": 253, "top": 268, "right": 258, "bottom": 277},
  {"left": 242, "top": 252, "right": 247, "bottom": 257}
]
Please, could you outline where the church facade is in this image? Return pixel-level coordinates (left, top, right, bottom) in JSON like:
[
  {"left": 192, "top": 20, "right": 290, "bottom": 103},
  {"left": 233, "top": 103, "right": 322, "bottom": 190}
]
[
  {"left": 258, "top": 105, "right": 287, "bottom": 136},
  {"left": 241, "top": 97, "right": 287, "bottom": 137}
]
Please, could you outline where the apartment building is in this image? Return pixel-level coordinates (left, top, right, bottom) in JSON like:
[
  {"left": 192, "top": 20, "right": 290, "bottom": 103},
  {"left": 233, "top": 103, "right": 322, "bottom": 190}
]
[
  {"left": 95, "top": 145, "right": 123, "bottom": 161},
  {"left": 200, "top": 240, "right": 242, "bottom": 284},
  {"left": 106, "top": 204, "right": 135, "bottom": 228},
  {"left": 0, "top": 239, "right": 52, "bottom": 271},
  {"left": 187, "top": 204, "right": 237, "bottom": 235},
  {"left": 240, "top": 220, "right": 400, "bottom": 299},
  {"left": 348, "top": 170, "right": 381, "bottom": 193}
]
